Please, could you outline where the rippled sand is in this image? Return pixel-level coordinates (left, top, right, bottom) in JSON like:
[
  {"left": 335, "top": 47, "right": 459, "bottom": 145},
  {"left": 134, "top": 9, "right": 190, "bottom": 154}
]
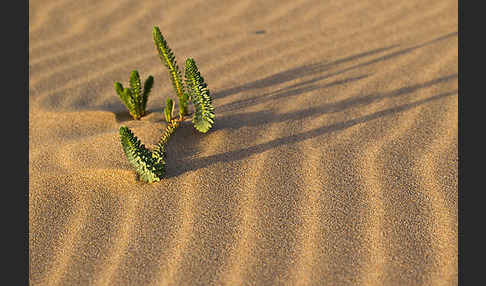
[{"left": 29, "top": 0, "right": 458, "bottom": 285}]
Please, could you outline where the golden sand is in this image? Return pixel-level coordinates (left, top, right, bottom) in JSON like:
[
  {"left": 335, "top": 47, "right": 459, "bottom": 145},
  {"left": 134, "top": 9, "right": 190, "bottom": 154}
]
[{"left": 30, "top": 0, "right": 458, "bottom": 284}]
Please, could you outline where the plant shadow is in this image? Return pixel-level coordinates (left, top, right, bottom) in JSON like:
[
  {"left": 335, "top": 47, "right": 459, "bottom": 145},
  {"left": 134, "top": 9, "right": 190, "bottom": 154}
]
[
  {"left": 113, "top": 31, "right": 458, "bottom": 179},
  {"left": 167, "top": 88, "right": 457, "bottom": 178},
  {"left": 215, "top": 74, "right": 457, "bottom": 131},
  {"left": 163, "top": 31, "right": 458, "bottom": 178},
  {"left": 212, "top": 31, "right": 456, "bottom": 101}
]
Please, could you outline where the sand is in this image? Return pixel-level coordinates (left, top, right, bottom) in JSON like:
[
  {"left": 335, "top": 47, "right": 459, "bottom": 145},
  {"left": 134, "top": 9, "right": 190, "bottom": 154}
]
[{"left": 29, "top": 0, "right": 458, "bottom": 285}]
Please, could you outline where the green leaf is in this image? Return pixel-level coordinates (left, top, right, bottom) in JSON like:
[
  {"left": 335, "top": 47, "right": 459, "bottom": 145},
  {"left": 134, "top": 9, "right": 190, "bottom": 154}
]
[
  {"left": 179, "top": 92, "right": 189, "bottom": 117},
  {"left": 129, "top": 70, "right": 143, "bottom": 115},
  {"left": 142, "top": 75, "right": 154, "bottom": 113},
  {"left": 119, "top": 126, "right": 165, "bottom": 183},
  {"left": 115, "top": 83, "right": 131, "bottom": 110},
  {"left": 129, "top": 70, "right": 142, "bottom": 98},
  {"left": 164, "top": 98, "right": 174, "bottom": 123},
  {"left": 115, "top": 71, "right": 153, "bottom": 120},
  {"left": 114, "top": 82, "right": 124, "bottom": 97},
  {"left": 152, "top": 26, "right": 188, "bottom": 115},
  {"left": 184, "top": 58, "right": 215, "bottom": 133},
  {"left": 123, "top": 88, "right": 139, "bottom": 119}
]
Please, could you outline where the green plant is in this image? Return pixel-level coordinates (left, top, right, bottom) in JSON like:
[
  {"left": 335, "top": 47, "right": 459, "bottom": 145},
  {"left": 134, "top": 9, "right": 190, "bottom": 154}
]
[
  {"left": 153, "top": 26, "right": 189, "bottom": 118},
  {"left": 184, "top": 58, "right": 215, "bottom": 133},
  {"left": 114, "top": 70, "right": 154, "bottom": 120},
  {"left": 117, "top": 26, "right": 215, "bottom": 183},
  {"left": 119, "top": 126, "right": 166, "bottom": 183}
]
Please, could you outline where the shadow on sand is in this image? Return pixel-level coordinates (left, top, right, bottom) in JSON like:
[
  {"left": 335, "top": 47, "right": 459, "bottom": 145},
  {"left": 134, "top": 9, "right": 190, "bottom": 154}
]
[{"left": 162, "top": 31, "right": 458, "bottom": 177}]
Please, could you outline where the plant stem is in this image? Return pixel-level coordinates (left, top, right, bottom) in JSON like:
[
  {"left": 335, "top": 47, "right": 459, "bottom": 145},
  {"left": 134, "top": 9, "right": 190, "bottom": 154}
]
[
  {"left": 158, "top": 117, "right": 181, "bottom": 147},
  {"left": 153, "top": 108, "right": 184, "bottom": 160}
]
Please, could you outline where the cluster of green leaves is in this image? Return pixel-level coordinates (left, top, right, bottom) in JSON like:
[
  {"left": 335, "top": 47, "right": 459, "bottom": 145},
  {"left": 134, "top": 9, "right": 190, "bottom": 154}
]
[
  {"left": 116, "top": 26, "right": 215, "bottom": 183},
  {"left": 119, "top": 126, "right": 166, "bottom": 183},
  {"left": 153, "top": 26, "right": 215, "bottom": 130},
  {"left": 114, "top": 70, "right": 154, "bottom": 120},
  {"left": 184, "top": 58, "right": 215, "bottom": 133}
]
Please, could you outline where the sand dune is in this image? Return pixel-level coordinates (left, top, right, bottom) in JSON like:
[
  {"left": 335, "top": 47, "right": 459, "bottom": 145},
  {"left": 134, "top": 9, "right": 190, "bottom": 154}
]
[{"left": 29, "top": 0, "right": 458, "bottom": 285}]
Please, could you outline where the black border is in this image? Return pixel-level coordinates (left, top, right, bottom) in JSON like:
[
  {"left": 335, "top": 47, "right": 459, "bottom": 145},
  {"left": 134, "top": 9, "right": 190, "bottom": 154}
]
[
  {"left": 24, "top": 0, "right": 29, "bottom": 284},
  {"left": 4, "top": 0, "right": 29, "bottom": 283},
  {"left": 21, "top": 0, "right": 29, "bottom": 284}
]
